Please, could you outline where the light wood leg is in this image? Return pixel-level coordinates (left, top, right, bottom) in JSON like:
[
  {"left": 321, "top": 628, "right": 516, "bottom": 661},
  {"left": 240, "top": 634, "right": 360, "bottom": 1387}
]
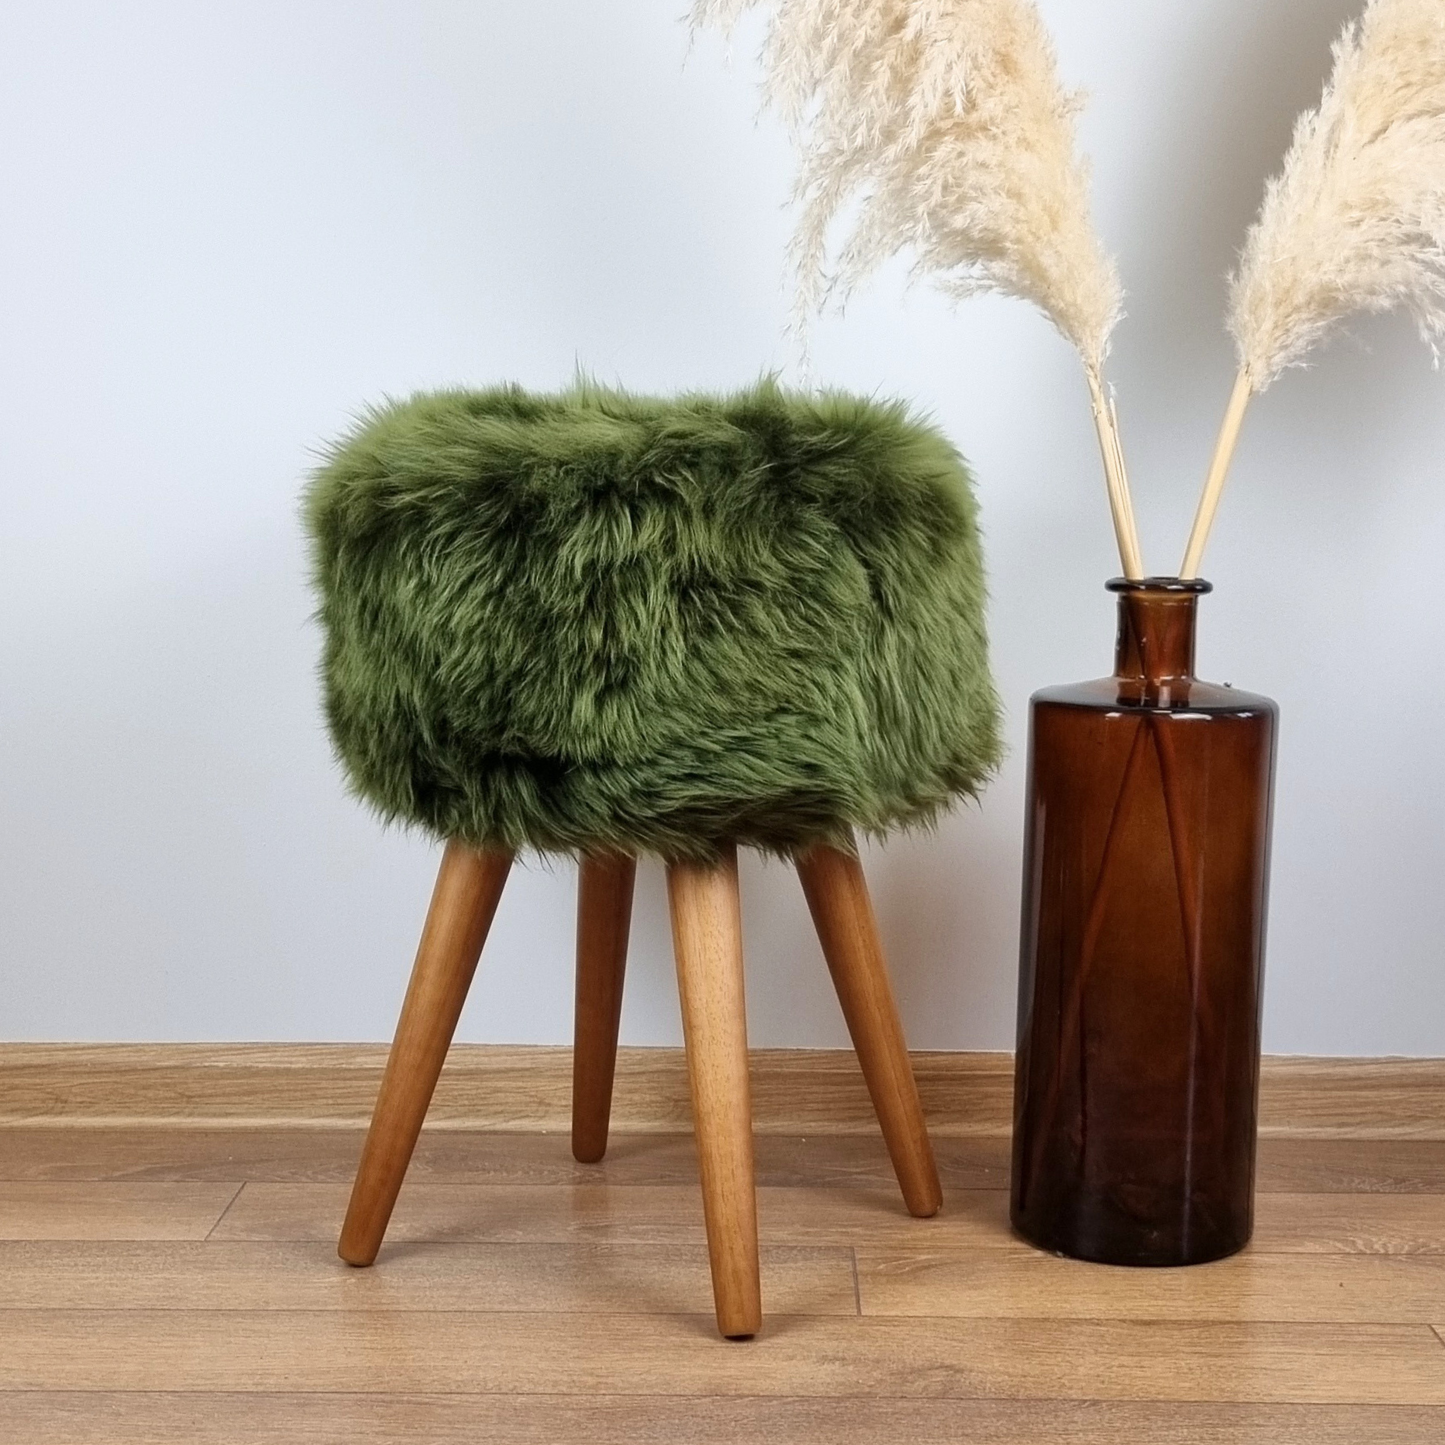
[
  {"left": 667, "top": 846, "right": 761, "bottom": 1340},
  {"left": 572, "top": 853, "right": 636, "bottom": 1163},
  {"left": 338, "top": 841, "right": 513, "bottom": 1266},
  {"left": 796, "top": 843, "right": 942, "bottom": 1218}
]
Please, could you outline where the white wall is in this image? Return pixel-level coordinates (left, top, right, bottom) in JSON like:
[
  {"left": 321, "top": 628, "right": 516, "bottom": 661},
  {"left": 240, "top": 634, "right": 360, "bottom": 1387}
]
[{"left": 2, "top": 1, "right": 1442, "bottom": 1053}]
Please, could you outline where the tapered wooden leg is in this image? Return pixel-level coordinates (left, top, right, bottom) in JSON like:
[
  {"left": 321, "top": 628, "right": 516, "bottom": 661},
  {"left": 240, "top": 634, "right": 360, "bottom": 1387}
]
[
  {"left": 338, "top": 841, "right": 513, "bottom": 1266},
  {"left": 572, "top": 853, "right": 636, "bottom": 1163},
  {"left": 667, "top": 846, "right": 761, "bottom": 1340},
  {"left": 796, "top": 843, "right": 943, "bottom": 1218}
]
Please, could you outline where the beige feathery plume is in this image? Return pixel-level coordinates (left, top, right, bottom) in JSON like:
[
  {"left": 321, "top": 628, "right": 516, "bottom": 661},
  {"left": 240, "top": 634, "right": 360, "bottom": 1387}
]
[
  {"left": 693, "top": 0, "right": 1143, "bottom": 577},
  {"left": 1183, "top": 0, "right": 1445, "bottom": 576}
]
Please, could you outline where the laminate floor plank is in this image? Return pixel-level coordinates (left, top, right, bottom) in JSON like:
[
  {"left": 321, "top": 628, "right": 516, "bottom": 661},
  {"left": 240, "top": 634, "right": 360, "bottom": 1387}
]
[
  {"left": 0, "top": 1240, "right": 856, "bottom": 1315},
  {"left": 1251, "top": 1193, "right": 1445, "bottom": 1254},
  {"left": 4, "top": 1393, "right": 1442, "bottom": 1445},
  {"left": 0, "top": 1182, "right": 240, "bottom": 1240},
  {"left": 209, "top": 1181, "right": 969, "bottom": 1246},
  {"left": 3, "top": 1311, "right": 1443, "bottom": 1403},
  {"left": 1254, "top": 1139, "right": 1445, "bottom": 1194},
  {"left": 5, "top": 1048, "right": 1441, "bottom": 1137},
  {"left": 6, "top": 1125, "right": 1444, "bottom": 1436},
  {"left": 855, "top": 1245, "right": 1445, "bottom": 1321},
  {"left": 209, "top": 1181, "right": 1445, "bottom": 1253},
  {"left": 8, "top": 1129, "right": 1445, "bottom": 1193},
  {"left": 0, "top": 1045, "right": 1017, "bottom": 1134},
  {"left": 0, "top": 1129, "right": 1012, "bottom": 1189}
]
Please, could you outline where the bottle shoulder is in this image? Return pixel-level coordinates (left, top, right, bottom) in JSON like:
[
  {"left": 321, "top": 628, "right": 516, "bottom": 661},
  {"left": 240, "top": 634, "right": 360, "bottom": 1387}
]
[{"left": 1031, "top": 675, "right": 1277, "bottom": 717}]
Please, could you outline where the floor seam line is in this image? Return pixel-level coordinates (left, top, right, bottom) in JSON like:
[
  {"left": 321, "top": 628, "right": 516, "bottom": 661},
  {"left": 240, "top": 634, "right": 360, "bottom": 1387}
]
[{"left": 202, "top": 1183, "right": 246, "bottom": 1241}]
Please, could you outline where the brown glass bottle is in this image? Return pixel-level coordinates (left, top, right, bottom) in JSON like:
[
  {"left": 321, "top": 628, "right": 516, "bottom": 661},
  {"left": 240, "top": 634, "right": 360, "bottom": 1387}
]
[{"left": 1010, "top": 578, "right": 1277, "bottom": 1266}]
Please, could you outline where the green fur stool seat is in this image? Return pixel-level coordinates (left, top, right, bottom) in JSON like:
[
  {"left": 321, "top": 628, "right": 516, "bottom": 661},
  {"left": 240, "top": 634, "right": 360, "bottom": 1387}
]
[
  {"left": 308, "top": 380, "right": 999, "bottom": 1339},
  {"left": 307, "top": 380, "right": 1000, "bottom": 862}
]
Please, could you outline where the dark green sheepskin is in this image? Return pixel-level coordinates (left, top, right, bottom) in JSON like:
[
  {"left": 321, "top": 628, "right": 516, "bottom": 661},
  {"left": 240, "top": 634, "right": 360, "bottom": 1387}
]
[{"left": 306, "top": 379, "right": 1001, "bottom": 861}]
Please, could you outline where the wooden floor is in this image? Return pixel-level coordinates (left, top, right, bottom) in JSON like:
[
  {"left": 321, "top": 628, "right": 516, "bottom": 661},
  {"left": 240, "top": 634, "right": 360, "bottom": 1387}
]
[{"left": 1, "top": 1128, "right": 1443, "bottom": 1443}]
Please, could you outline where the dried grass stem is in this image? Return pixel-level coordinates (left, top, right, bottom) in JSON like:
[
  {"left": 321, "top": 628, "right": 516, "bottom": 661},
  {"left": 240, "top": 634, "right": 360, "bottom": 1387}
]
[
  {"left": 1085, "top": 367, "right": 1144, "bottom": 579},
  {"left": 1180, "top": 368, "right": 1253, "bottom": 580}
]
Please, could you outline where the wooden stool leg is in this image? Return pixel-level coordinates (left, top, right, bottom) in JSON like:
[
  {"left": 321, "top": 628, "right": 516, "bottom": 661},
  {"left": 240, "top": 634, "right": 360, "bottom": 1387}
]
[
  {"left": 667, "top": 846, "right": 761, "bottom": 1339},
  {"left": 338, "top": 841, "right": 513, "bottom": 1266},
  {"left": 572, "top": 853, "right": 636, "bottom": 1163},
  {"left": 795, "top": 843, "right": 943, "bottom": 1218}
]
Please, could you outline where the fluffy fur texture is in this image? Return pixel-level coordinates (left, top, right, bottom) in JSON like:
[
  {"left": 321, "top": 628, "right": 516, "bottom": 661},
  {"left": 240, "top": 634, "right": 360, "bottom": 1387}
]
[
  {"left": 306, "top": 380, "right": 1001, "bottom": 862},
  {"left": 691, "top": 0, "right": 1121, "bottom": 371},
  {"left": 1230, "top": 0, "right": 1445, "bottom": 388}
]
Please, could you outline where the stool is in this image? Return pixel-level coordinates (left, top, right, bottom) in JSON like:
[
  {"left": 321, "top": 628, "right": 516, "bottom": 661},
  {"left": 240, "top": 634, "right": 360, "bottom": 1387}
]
[{"left": 306, "top": 380, "right": 1000, "bottom": 1337}]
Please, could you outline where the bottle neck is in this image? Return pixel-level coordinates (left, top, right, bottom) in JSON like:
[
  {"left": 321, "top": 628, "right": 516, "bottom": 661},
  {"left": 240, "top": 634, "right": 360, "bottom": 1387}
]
[{"left": 1110, "top": 579, "right": 1209, "bottom": 706}]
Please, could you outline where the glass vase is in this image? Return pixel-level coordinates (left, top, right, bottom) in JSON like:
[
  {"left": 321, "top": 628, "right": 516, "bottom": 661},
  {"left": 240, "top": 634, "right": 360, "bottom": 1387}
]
[{"left": 1009, "top": 577, "right": 1277, "bottom": 1266}]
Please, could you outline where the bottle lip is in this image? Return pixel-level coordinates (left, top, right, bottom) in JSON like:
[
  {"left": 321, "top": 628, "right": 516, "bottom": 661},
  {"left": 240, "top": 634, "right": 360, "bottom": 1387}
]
[{"left": 1106, "top": 575, "right": 1213, "bottom": 596}]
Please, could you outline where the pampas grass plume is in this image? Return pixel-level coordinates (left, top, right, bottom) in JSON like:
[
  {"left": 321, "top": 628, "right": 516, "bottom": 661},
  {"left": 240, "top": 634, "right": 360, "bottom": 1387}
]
[
  {"left": 1231, "top": 0, "right": 1445, "bottom": 388},
  {"left": 1183, "top": 0, "right": 1445, "bottom": 576},
  {"left": 692, "top": 0, "right": 1121, "bottom": 369},
  {"left": 693, "top": 0, "right": 1142, "bottom": 575}
]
